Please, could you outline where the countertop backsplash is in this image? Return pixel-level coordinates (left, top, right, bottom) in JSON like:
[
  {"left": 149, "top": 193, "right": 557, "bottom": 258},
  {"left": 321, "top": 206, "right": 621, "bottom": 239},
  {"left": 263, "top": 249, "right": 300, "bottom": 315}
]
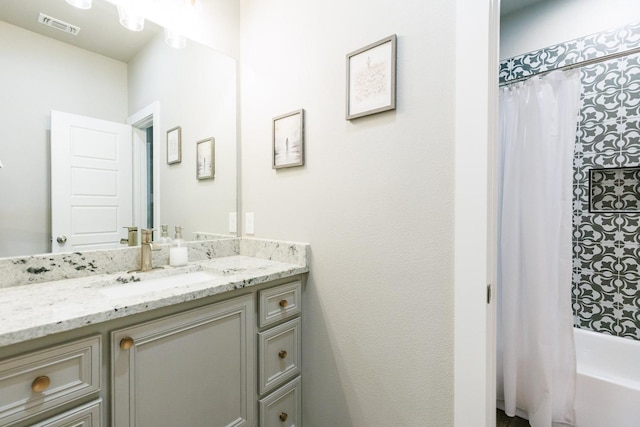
[{"left": 0, "top": 238, "right": 310, "bottom": 289}]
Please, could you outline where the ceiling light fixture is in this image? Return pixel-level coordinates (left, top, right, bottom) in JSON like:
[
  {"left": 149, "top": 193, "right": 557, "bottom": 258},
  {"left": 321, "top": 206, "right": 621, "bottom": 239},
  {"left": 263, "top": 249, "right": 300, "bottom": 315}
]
[
  {"left": 164, "top": 28, "right": 186, "bottom": 49},
  {"left": 65, "top": 0, "right": 92, "bottom": 9},
  {"left": 117, "top": 5, "right": 145, "bottom": 31}
]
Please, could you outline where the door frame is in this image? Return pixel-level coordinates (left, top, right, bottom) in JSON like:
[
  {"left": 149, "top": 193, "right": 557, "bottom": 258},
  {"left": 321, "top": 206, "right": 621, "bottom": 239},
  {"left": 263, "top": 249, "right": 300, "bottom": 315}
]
[
  {"left": 128, "top": 102, "right": 161, "bottom": 233},
  {"left": 453, "top": 0, "right": 499, "bottom": 426}
]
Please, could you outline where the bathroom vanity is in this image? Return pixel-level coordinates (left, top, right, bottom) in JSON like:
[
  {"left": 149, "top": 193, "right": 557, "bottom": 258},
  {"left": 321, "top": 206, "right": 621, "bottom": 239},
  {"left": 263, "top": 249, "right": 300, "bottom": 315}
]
[{"left": 0, "top": 238, "right": 308, "bottom": 427}]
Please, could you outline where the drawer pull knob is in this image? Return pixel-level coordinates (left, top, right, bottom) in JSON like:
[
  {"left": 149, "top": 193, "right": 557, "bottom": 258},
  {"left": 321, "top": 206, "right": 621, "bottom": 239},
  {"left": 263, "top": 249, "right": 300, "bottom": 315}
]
[
  {"left": 120, "top": 337, "right": 135, "bottom": 350},
  {"left": 279, "top": 412, "right": 289, "bottom": 422},
  {"left": 278, "top": 350, "right": 288, "bottom": 359},
  {"left": 279, "top": 299, "right": 289, "bottom": 308},
  {"left": 31, "top": 376, "right": 51, "bottom": 393}
]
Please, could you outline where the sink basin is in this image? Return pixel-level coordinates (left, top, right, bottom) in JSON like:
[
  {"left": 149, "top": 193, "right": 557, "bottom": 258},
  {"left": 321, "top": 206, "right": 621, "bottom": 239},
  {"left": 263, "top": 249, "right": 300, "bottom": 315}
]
[{"left": 99, "top": 270, "right": 217, "bottom": 298}]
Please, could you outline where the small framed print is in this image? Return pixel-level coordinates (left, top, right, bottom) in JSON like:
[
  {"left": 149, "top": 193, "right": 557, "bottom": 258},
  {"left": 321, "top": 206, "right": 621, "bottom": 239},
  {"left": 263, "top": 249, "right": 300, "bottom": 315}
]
[
  {"left": 167, "top": 126, "right": 182, "bottom": 164},
  {"left": 273, "top": 109, "right": 304, "bottom": 169},
  {"left": 196, "top": 137, "right": 215, "bottom": 180},
  {"left": 346, "top": 34, "right": 397, "bottom": 120}
]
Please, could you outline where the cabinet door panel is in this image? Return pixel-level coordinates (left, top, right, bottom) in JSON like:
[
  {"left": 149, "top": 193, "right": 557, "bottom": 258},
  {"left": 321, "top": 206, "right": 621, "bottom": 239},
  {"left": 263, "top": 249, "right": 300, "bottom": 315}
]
[
  {"left": 32, "top": 399, "right": 102, "bottom": 427},
  {"left": 258, "top": 281, "right": 302, "bottom": 328},
  {"left": 258, "top": 318, "right": 301, "bottom": 395},
  {"left": 259, "top": 377, "right": 301, "bottom": 427},
  {"left": 0, "top": 336, "right": 100, "bottom": 426},
  {"left": 112, "top": 295, "right": 254, "bottom": 427}
]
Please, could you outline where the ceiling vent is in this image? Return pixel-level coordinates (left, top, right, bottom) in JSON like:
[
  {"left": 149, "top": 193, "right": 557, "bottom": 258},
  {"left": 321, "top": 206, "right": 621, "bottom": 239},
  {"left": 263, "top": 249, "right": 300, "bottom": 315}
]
[{"left": 37, "top": 13, "right": 81, "bottom": 36}]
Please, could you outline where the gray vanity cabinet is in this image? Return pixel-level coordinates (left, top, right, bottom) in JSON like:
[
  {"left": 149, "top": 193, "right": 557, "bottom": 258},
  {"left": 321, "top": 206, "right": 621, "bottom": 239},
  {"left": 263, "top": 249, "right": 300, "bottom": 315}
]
[
  {"left": 257, "top": 280, "right": 303, "bottom": 427},
  {"left": 0, "top": 271, "right": 306, "bottom": 426},
  {"left": 111, "top": 294, "right": 255, "bottom": 427}
]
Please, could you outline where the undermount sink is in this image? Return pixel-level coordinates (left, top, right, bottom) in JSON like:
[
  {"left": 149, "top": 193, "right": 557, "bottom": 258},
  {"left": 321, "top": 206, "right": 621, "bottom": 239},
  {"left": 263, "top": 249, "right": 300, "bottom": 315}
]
[{"left": 99, "top": 270, "right": 218, "bottom": 298}]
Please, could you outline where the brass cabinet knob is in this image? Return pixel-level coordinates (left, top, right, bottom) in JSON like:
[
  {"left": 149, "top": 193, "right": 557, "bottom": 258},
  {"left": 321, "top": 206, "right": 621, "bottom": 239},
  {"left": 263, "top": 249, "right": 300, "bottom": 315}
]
[
  {"left": 120, "top": 337, "right": 135, "bottom": 350},
  {"left": 278, "top": 350, "right": 288, "bottom": 359},
  {"left": 279, "top": 299, "right": 289, "bottom": 308},
  {"left": 31, "top": 375, "right": 51, "bottom": 393},
  {"left": 279, "top": 412, "right": 288, "bottom": 422}
]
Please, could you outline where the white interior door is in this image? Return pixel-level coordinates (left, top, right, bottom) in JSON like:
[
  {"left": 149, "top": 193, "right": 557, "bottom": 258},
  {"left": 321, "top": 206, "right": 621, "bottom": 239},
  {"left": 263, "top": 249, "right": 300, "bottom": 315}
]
[{"left": 51, "top": 110, "right": 132, "bottom": 253}]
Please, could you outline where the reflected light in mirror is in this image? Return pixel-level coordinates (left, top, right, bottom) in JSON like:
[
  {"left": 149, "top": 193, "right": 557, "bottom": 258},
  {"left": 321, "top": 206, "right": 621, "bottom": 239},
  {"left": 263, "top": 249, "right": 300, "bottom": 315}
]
[
  {"left": 65, "top": 0, "right": 92, "bottom": 9},
  {"left": 117, "top": 5, "right": 144, "bottom": 31},
  {"left": 164, "top": 27, "right": 186, "bottom": 49}
]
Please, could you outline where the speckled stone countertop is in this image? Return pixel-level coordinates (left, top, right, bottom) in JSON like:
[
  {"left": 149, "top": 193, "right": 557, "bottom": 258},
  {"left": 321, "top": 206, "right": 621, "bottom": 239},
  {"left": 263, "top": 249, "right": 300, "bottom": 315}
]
[{"left": 0, "top": 238, "right": 310, "bottom": 347}]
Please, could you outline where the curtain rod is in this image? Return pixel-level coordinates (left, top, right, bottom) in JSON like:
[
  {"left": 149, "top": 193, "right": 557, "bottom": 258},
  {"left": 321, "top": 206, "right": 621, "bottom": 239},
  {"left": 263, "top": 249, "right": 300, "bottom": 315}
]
[{"left": 499, "top": 45, "right": 640, "bottom": 87}]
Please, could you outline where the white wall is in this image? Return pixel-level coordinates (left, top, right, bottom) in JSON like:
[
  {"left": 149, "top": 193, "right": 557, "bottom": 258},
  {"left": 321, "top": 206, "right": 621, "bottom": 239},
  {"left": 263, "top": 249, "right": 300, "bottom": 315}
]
[
  {"left": 128, "top": 33, "right": 237, "bottom": 238},
  {"left": 0, "top": 21, "right": 127, "bottom": 257},
  {"left": 240, "top": 0, "right": 456, "bottom": 425},
  {"left": 181, "top": 0, "right": 240, "bottom": 58},
  {"left": 501, "top": 0, "right": 640, "bottom": 59}
]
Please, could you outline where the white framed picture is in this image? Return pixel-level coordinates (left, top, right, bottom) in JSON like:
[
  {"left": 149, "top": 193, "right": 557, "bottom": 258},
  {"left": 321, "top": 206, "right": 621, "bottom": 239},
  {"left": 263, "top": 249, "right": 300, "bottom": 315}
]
[
  {"left": 346, "top": 34, "right": 397, "bottom": 120},
  {"left": 196, "top": 137, "right": 215, "bottom": 180},
  {"left": 273, "top": 109, "right": 304, "bottom": 169},
  {"left": 166, "top": 126, "right": 181, "bottom": 164}
]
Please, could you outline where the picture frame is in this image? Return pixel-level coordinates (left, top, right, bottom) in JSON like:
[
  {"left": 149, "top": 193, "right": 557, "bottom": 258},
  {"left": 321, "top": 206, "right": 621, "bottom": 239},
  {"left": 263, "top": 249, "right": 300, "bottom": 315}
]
[
  {"left": 196, "top": 137, "right": 215, "bottom": 180},
  {"left": 346, "top": 34, "right": 397, "bottom": 120},
  {"left": 272, "top": 109, "right": 304, "bottom": 169},
  {"left": 166, "top": 126, "right": 182, "bottom": 164}
]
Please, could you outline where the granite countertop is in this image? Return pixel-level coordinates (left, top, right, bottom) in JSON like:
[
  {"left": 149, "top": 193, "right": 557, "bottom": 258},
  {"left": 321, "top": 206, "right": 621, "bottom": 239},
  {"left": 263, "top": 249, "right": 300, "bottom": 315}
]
[{"left": 0, "top": 238, "right": 310, "bottom": 347}]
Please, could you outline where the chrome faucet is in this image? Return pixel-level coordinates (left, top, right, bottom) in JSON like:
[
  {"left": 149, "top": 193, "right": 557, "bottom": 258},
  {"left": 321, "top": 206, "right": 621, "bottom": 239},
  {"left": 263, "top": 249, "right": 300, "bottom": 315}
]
[{"left": 138, "top": 229, "right": 161, "bottom": 272}]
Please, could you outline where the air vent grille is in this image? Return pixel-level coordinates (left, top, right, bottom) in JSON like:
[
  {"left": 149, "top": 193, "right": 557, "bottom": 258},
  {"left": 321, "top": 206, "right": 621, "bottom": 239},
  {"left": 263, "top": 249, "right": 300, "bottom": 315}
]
[{"left": 37, "top": 13, "right": 81, "bottom": 36}]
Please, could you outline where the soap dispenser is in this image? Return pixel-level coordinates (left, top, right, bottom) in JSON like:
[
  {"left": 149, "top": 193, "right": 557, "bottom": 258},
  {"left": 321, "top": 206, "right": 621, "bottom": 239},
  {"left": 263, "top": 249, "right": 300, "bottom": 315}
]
[
  {"left": 156, "top": 224, "right": 172, "bottom": 245},
  {"left": 169, "top": 226, "right": 188, "bottom": 267}
]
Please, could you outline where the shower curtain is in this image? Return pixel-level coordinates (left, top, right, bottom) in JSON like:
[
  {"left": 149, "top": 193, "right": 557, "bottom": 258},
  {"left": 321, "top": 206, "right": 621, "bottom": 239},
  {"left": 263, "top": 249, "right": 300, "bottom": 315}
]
[{"left": 497, "top": 70, "right": 581, "bottom": 427}]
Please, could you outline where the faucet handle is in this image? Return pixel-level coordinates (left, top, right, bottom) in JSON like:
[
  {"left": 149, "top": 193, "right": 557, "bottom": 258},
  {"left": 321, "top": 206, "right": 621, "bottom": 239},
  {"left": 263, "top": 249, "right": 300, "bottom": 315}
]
[
  {"left": 121, "top": 226, "right": 139, "bottom": 246},
  {"left": 141, "top": 229, "right": 155, "bottom": 244}
]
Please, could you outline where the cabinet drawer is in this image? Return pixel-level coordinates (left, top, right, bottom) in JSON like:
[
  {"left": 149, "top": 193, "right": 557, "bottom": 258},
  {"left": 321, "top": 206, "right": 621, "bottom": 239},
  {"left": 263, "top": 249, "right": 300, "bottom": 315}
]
[
  {"left": 258, "top": 318, "right": 301, "bottom": 395},
  {"left": 0, "top": 335, "right": 101, "bottom": 426},
  {"left": 259, "top": 281, "right": 301, "bottom": 328},
  {"left": 259, "top": 377, "right": 301, "bottom": 427},
  {"left": 32, "top": 399, "right": 102, "bottom": 427}
]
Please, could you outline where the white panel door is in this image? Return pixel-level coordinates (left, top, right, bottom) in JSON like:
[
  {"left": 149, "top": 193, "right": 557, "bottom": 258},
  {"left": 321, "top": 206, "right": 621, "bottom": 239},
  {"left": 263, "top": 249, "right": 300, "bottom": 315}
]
[{"left": 51, "top": 110, "right": 132, "bottom": 253}]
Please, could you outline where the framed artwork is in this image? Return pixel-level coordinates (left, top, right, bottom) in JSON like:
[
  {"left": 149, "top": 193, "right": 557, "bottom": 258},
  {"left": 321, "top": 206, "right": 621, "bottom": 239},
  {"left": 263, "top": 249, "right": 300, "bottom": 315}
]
[
  {"left": 166, "top": 126, "right": 182, "bottom": 164},
  {"left": 346, "top": 34, "right": 397, "bottom": 120},
  {"left": 273, "top": 109, "right": 304, "bottom": 169},
  {"left": 196, "top": 137, "right": 215, "bottom": 180}
]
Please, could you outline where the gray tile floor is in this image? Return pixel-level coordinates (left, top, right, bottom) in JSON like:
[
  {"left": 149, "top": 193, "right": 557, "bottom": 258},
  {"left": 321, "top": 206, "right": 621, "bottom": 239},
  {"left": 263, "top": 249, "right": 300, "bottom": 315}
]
[{"left": 497, "top": 409, "right": 530, "bottom": 427}]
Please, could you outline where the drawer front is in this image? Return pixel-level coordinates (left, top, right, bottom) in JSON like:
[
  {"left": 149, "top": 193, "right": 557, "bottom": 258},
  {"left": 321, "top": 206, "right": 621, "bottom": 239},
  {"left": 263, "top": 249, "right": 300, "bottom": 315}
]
[
  {"left": 32, "top": 399, "right": 102, "bottom": 427},
  {"left": 259, "top": 281, "right": 302, "bottom": 328},
  {"left": 259, "top": 318, "right": 301, "bottom": 395},
  {"left": 0, "top": 336, "right": 101, "bottom": 426},
  {"left": 259, "top": 377, "right": 301, "bottom": 427}
]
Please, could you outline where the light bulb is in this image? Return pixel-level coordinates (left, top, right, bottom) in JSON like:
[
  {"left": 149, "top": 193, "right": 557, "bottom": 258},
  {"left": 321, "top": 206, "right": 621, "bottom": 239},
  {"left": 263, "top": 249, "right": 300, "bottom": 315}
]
[
  {"left": 164, "top": 28, "right": 186, "bottom": 49},
  {"left": 117, "top": 5, "right": 145, "bottom": 32},
  {"left": 65, "top": 0, "right": 92, "bottom": 9}
]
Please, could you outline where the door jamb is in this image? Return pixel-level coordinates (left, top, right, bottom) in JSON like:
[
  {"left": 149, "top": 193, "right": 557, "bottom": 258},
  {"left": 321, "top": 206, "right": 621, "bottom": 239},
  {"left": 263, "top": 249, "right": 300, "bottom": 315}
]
[{"left": 128, "top": 102, "right": 161, "bottom": 233}]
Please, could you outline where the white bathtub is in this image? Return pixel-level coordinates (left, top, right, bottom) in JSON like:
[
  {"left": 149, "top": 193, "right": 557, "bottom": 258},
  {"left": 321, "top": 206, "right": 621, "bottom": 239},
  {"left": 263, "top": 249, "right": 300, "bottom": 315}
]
[{"left": 574, "top": 327, "right": 640, "bottom": 427}]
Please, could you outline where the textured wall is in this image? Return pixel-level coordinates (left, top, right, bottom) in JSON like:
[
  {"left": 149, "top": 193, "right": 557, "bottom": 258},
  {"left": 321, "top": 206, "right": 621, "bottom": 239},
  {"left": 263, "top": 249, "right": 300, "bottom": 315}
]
[
  {"left": 240, "top": 0, "right": 456, "bottom": 425},
  {"left": 500, "top": 22, "right": 640, "bottom": 340}
]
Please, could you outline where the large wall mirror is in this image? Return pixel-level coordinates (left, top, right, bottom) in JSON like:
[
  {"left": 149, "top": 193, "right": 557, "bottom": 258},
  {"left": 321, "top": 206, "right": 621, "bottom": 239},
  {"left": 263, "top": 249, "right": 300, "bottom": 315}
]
[{"left": 0, "top": 0, "right": 237, "bottom": 258}]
